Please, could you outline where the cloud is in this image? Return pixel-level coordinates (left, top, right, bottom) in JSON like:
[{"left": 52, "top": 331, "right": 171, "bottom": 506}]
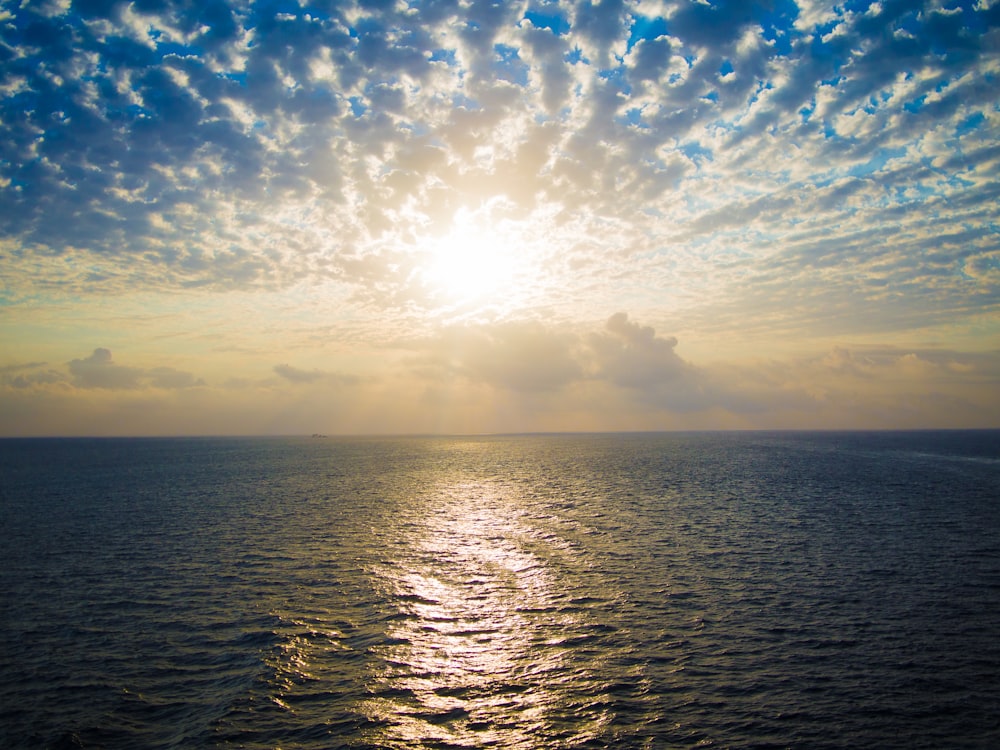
[
  {"left": 0, "top": 365, "right": 66, "bottom": 389},
  {"left": 3, "top": 316, "right": 998, "bottom": 435},
  {"left": 583, "top": 313, "right": 820, "bottom": 415},
  {"left": 403, "top": 313, "right": 804, "bottom": 415},
  {"left": 148, "top": 367, "right": 206, "bottom": 389},
  {"left": 573, "top": 0, "right": 630, "bottom": 68},
  {"left": 68, "top": 348, "right": 145, "bottom": 390},
  {"left": 396, "top": 312, "right": 1000, "bottom": 427},
  {"left": 588, "top": 311, "right": 688, "bottom": 389},
  {"left": 273, "top": 363, "right": 359, "bottom": 385},
  {"left": 274, "top": 364, "right": 326, "bottom": 383},
  {"left": 415, "top": 320, "right": 582, "bottom": 393},
  {"left": 0, "top": 361, "right": 49, "bottom": 373},
  {"left": 65, "top": 348, "right": 203, "bottom": 390},
  {"left": 0, "top": 0, "right": 993, "bottom": 338}
]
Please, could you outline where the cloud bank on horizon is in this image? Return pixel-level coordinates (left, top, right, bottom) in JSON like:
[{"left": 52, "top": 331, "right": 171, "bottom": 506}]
[{"left": 1, "top": 0, "right": 999, "bottom": 434}]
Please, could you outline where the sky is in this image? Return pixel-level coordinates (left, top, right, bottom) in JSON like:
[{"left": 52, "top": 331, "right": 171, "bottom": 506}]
[{"left": 1, "top": 0, "right": 998, "bottom": 436}]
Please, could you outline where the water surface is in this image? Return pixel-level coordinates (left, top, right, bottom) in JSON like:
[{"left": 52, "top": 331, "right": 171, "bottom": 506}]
[{"left": 2, "top": 432, "right": 998, "bottom": 748}]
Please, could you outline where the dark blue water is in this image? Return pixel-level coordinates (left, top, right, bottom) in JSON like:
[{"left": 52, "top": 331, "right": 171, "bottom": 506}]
[{"left": 2, "top": 432, "right": 999, "bottom": 749}]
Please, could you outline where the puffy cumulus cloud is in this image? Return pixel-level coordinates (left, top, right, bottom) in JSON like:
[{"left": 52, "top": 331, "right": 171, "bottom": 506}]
[
  {"left": 68, "top": 348, "right": 145, "bottom": 390},
  {"left": 65, "top": 348, "right": 204, "bottom": 390},
  {"left": 588, "top": 311, "right": 688, "bottom": 389},
  {"left": 403, "top": 313, "right": 808, "bottom": 415},
  {"left": 0, "top": 0, "right": 995, "bottom": 342},
  {"left": 584, "top": 313, "right": 823, "bottom": 415},
  {"left": 400, "top": 313, "right": 1000, "bottom": 426}
]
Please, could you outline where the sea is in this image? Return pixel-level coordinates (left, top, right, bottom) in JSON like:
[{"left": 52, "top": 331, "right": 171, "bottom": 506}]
[{"left": 1, "top": 431, "right": 999, "bottom": 749}]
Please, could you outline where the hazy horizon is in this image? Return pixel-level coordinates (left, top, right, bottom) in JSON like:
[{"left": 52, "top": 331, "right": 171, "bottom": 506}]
[{"left": 3, "top": 427, "right": 999, "bottom": 440}]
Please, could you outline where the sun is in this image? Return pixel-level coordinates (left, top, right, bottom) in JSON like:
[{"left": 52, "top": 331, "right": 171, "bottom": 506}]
[{"left": 420, "top": 208, "right": 519, "bottom": 306}]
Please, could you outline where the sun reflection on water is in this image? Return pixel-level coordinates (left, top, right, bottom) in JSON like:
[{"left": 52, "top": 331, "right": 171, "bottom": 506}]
[{"left": 359, "top": 480, "right": 615, "bottom": 748}]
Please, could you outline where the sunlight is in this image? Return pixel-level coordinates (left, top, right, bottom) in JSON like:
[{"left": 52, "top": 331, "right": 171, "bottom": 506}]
[
  {"left": 420, "top": 206, "right": 520, "bottom": 307},
  {"left": 360, "top": 476, "right": 614, "bottom": 748}
]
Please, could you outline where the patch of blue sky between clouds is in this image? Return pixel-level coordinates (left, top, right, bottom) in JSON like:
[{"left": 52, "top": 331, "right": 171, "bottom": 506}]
[
  {"left": 626, "top": 14, "right": 669, "bottom": 53},
  {"left": 523, "top": 9, "right": 570, "bottom": 37}
]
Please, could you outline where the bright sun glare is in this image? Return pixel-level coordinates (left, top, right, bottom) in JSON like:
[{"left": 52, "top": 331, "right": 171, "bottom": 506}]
[{"left": 421, "top": 209, "right": 519, "bottom": 306}]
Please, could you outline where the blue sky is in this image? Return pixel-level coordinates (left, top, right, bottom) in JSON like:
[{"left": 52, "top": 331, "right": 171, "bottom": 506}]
[{"left": 1, "top": 0, "right": 998, "bottom": 434}]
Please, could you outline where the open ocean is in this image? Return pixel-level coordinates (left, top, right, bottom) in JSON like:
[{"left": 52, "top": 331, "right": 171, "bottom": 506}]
[{"left": 1, "top": 431, "right": 999, "bottom": 749}]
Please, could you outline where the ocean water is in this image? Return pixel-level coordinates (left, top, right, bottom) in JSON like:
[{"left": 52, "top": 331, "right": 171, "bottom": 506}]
[{"left": 1, "top": 431, "right": 999, "bottom": 749}]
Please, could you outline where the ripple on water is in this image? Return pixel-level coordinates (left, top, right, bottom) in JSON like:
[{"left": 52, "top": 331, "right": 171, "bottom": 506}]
[{"left": 1, "top": 433, "right": 999, "bottom": 749}]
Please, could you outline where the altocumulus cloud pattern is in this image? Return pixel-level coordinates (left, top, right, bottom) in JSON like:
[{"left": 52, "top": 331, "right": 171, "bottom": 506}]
[{"left": 1, "top": 0, "right": 997, "bottom": 321}]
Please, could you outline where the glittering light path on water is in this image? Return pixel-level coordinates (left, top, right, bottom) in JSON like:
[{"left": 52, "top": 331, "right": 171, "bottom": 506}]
[{"left": 360, "top": 478, "right": 642, "bottom": 748}]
